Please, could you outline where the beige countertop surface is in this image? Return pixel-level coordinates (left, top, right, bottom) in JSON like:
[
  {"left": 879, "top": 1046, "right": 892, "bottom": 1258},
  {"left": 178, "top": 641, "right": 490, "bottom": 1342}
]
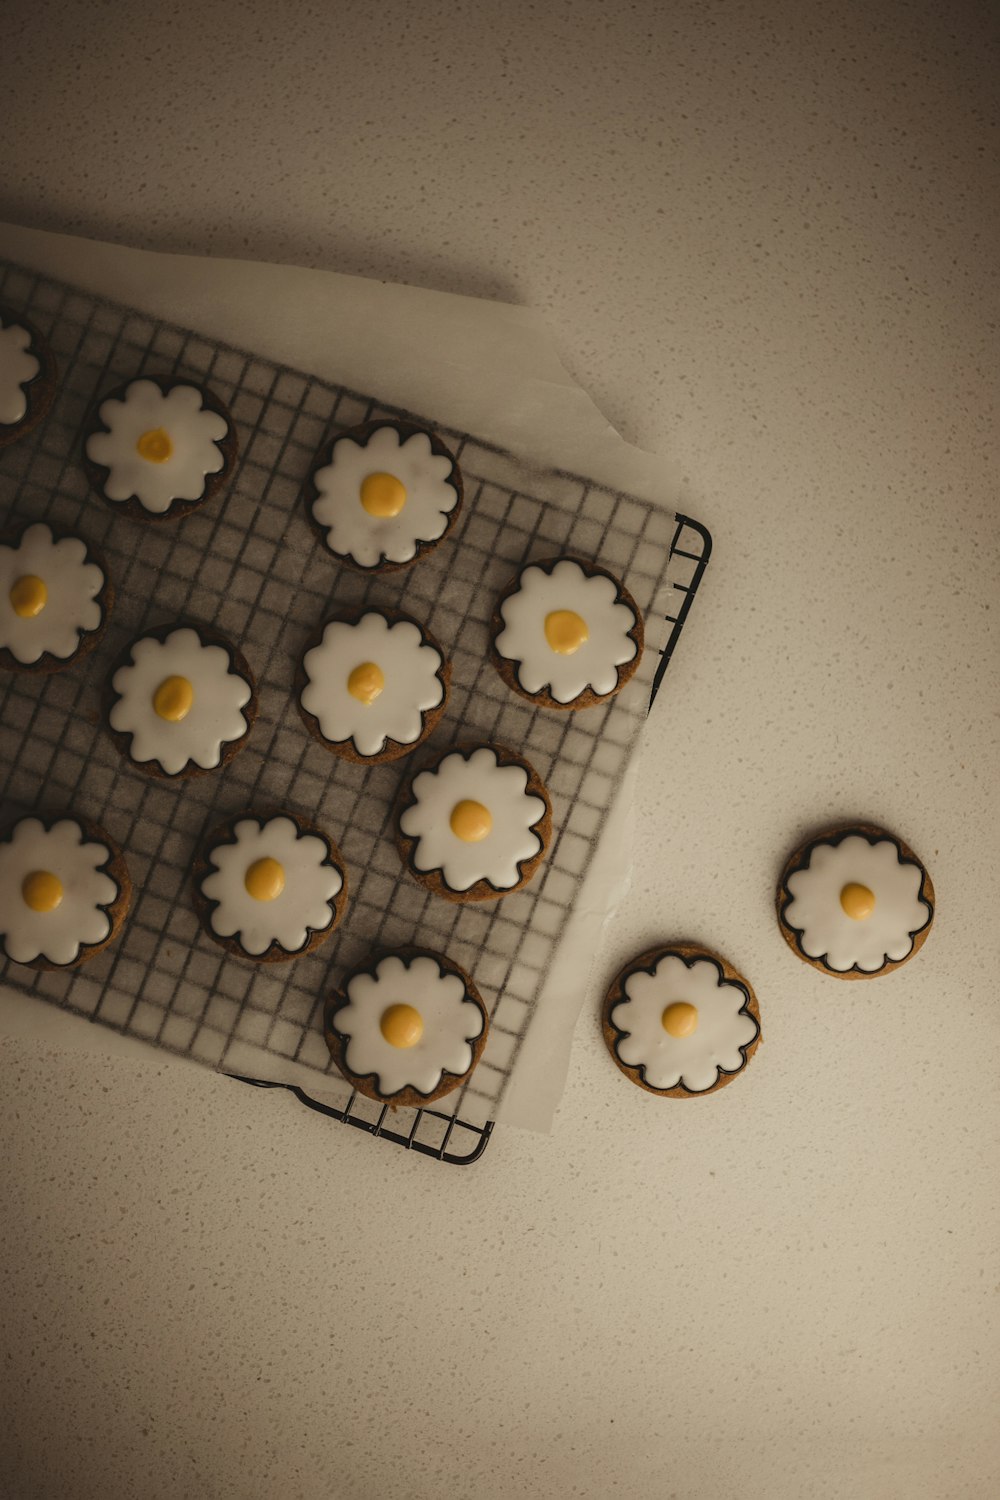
[{"left": 1, "top": 3, "right": 998, "bottom": 1497}]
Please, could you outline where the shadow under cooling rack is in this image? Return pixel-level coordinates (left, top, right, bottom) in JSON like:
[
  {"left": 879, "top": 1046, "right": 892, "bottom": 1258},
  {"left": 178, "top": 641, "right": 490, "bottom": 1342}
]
[{"left": 230, "top": 1076, "right": 494, "bottom": 1165}]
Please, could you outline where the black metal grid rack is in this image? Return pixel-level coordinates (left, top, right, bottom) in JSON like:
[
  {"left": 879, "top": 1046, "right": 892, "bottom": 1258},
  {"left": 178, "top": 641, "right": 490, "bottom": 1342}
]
[{"left": 0, "top": 261, "right": 711, "bottom": 1164}]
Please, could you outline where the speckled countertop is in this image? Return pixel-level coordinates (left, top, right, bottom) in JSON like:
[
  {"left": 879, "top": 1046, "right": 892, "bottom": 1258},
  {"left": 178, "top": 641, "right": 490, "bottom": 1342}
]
[{"left": 1, "top": 3, "right": 998, "bottom": 1498}]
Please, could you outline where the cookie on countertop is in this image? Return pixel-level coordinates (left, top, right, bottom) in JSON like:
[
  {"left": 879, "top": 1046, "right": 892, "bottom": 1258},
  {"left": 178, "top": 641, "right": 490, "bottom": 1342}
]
[
  {"left": 395, "top": 742, "right": 552, "bottom": 903},
  {"left": 104, "top": 622, "right": 257, "bottom": 780},
  {"left": 82, "top": 375, "right": 238, "bottom": 523},
  {"left": 490, "top": 554, "right": 643, "bottom": 710},
  {"left": 0, "top": 814, "right": 131, "bottom": 971},
  {"left": 325, "top": 946, "right": 489, "bottom": 1106},
  {"left": 0, "top": 306, "right": 58, "bottom": 449},
  {"left": 191, "top": 811, "right": 348, "bottom": 964},
  {"left": 602, "top": 943, "right": 762, "bottom": 1098},
  {"left": 304, "top": 417, "right": 462, "bottom": 573},
  {"left": 0, "top": 522, "right": 113, "bottom": 674},
  {"left": 296, "top": 606, "right": 450, "bottom": 764},
  {"left": 776, "top": 823, "right": 935, "bottom": 979}
]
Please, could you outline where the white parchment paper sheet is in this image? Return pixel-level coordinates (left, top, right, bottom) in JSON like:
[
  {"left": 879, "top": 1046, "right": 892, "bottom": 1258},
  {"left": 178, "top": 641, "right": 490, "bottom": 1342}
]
[{"left": 0, "top": 222, "right": 687, "bottom": 1133}]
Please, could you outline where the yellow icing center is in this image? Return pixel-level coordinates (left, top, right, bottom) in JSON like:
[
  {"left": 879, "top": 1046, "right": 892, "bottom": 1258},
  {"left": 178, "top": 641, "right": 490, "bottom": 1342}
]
[
  {"left": 136, "top": 426, "right": 174, "bottom": 463},
  {"left": 22, "top": 870, "right": 64, "bottom": 913},
  {"left": 347, "top": 661, "right": 385, "bottom": 705},
  {"left": 380, "top": 1003, "right": 424, "bottom": 1049},
  {"left": 9, "top": 574, "right": 47, "bottom": 618},
  {"left": 152, "top": 675, "right": 194, "bottom": 722},
  {"left": 450, "top": 799, "right": 492, "bottom": 843},
  {"left": 840, "top": 882, "right": 875, "bottom": 920},
  {"left": 244, "top": 857, "right": 285, "bottom": 902},
  {"left": 360, "top": 471, "right": 407, "bottom": 517},
  {"left": 544, "top": 609, "right": 589, "bottom": 655},
  {"left": 662, "top": 1001, "right": 698, "bottom": 1038}
]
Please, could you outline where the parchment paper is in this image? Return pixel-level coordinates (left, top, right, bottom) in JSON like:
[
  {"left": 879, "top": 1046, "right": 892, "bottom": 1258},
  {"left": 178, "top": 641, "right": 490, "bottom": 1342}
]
[{"left": 0, "top": 222, "right": 685, "bottom": 1133}]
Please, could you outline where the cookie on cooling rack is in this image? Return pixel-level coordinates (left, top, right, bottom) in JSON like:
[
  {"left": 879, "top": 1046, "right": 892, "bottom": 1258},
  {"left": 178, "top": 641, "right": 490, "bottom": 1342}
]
[
  {"left": 104, "top": 622, "right": 257, "bottom": 780},
  {"left": 296, "top": 606, "right": 450, "bottom": 764},
  {"left": 776, "top": 822, "right": 935, "bottom": 979},
  {"left": 191, "top": 811, "right": 348, "bottom": 964},
  {"left": 0, "top": 522, "right": 113, "bottom": 674},
  {"left": 394, "top": 742, "right": 552, "bottom": 903},
  {"left": 82, "top": 375, "right": 238, "bottom": 522},
  {"left": 602, "top": 942, "right": 762, "bottom": 1098},
  {"left": 304, "top": 417, "right": 463, "bottom": 572},
  {"left": 325, "top": 946, "right": 489, "bottom": 1106},
  {"left": 0, "top": 305, "right": 57, "bottom": 449},
  {"left": 0, "top": 814, "right": 131, "bottom": 971},
  {"left": 490, "top": 555, "right": 643, "bottom": 710}
]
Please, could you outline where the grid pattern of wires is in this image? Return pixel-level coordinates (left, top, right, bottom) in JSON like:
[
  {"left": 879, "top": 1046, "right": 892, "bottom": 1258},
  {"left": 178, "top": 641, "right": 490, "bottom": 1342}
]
[{"left": 0, "top": 261, "right": 710, "bottom": 1162}]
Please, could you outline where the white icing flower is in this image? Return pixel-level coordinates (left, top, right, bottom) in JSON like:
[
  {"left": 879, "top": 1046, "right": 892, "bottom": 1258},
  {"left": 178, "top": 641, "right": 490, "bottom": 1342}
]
[
  {"left": 332, "top": 952, "right": 485, "bottom": 1096},
  {"left": 610, "top": 954, "right": 759, "bottom": 1093},
  {"left": 109, "top": 626, "right": 253, "bottom": 776},
  {"left": 0, "top": 524, "right": 105, "bottom": 665},
  {"left": 85, "top": 379, "right": 229, "bottom": 515},
  {"left": 310, "top": 424, "right": 459, "bottom": 568},
  {"left": 494, "top": 558, "right": 639, "bottom": 704},
  {"left": 300, "top": 612, "right": 445, "bottom": 757},
  {"left": 399, "top": 745, "right": 547, "bottom": 893},
  {"left": 198, "top": 816, "right": 344, "bottom": 958},
  {"left": 0, "top": 319, "right": 40, "bottom": 426},
  {"left": 782, "top": 833, "right": 931, "bottom": 973},
  {"left": 0, "top": 818, "right": 118, "bottom": 967}
]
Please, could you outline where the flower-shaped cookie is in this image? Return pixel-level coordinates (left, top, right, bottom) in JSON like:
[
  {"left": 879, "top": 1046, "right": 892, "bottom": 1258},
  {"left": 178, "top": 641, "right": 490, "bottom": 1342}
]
[
  {"left": 395, "top": 743, "right": 552, "bottom": 902},
  {"left": 0, "top": 307, "right": 57, "bottom": 448},
  {"left": 0, "top": 523, "right": 112, "bottom": 673},
  {"left": 305, "top": 418, "right": 462, "bottom": 571},
  {"left": 491, "top": 555, "right": 643, "bottom": 709},
  {"left": 603, "top": 944, "right": 762, "bottom": 1097},
  {"left": 193, "top": 812, "right": 348, "bottom": 962},
  {"left": 0, "top": 815, "right": 131, "bottom": 970},
  {"left": 297, "top": 608, "right": 449, "bottom": 762},
  {"left": 325, "top": 948, "right": 489, "bottom": 1104},
  {"left": 106, "top": 624, "right": 257, "bottom": 779},
  {"left": 777, "top": 823, "right": 934, "bottom": 978},
  {"left": 83, "top": 377, "right": 237, "bottom": 521}
]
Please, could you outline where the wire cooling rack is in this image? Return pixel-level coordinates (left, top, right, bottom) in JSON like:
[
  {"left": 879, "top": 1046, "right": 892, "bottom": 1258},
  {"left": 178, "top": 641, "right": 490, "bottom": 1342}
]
[{"left": 0, "top": 260, "right": 711, "bottom": 1164}]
